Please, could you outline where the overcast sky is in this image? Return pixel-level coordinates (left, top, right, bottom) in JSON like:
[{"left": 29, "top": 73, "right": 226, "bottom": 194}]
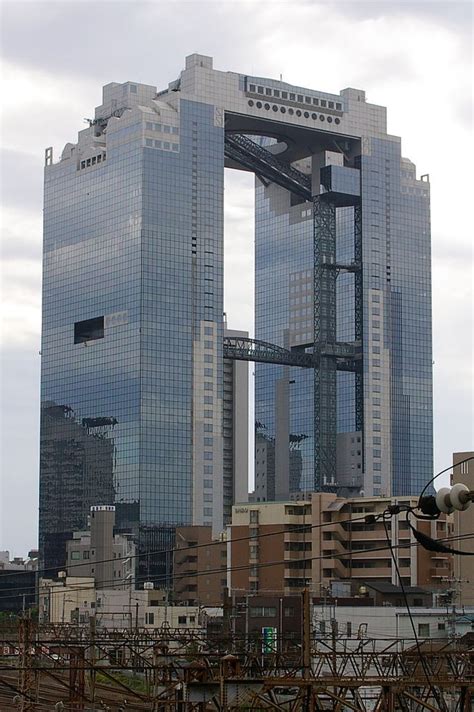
[{"left": 1, "top": 0, "right": 472, "bottom": 557}]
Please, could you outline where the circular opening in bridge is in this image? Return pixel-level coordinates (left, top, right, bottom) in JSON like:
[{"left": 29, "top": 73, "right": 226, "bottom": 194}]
[
  {"left": 248, "top": 100, "right": 254, "bottom": 107},
  {"left": 280, "top": 106, "right": 286, "bottom": 114},
  {"left": 319, "top": 115, "right": 325, "bottom": 121},
  {"left": 256, "top": 101, "right": 262, "bottom": 109},
  {"left": 327, "top": 116, "right": 333, "bottom": 123},
  {"left": 335, "top": 118, "right": 340, "bottom": 124},
  {"left": 272, "top": 105, "right": 278, "bottom": 112},
  {"left": 288, "top": 108, "right": 294, "bottom": 115},
  {"left": 304, "top": 111, "right": 309, "bottom": 118},
  {"left": 264, "top": 103, "right": 270, "bottom": 110},
  {"left": 296, "top": 110, "right": 302, "bottom": 117},
  {"left": 267, "top": 141, "right": 288, "bottom": 155},
  {"left": 312, "top": 113, "right": 317, "bottom": 120}
]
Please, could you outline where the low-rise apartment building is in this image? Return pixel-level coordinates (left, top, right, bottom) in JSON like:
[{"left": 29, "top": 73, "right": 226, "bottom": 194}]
[
  {"left": 65, "top": 505, "right": 135, "bottom": 589},
  {"left": 229, "top": 494, "right": 453, "bottom": 596},
  {"left": 39, "top": 575, "right": 201, "bottom": 635},
  {"left": 313, "top": 604, "right": 474, "bottom": 645},
  {"left": 39, "top": 576, "right": 96, "bottom": 624},
  {"left": 0, "top": 550, "right": 38, "bottom": 615},
  {"left": 173, "top": 526, "right": 227, "bottom": 606}
]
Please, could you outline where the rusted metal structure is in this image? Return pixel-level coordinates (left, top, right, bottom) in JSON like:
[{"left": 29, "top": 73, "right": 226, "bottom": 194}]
[{"left": 0, "top": 621, "right": 472, "bottom": 710}]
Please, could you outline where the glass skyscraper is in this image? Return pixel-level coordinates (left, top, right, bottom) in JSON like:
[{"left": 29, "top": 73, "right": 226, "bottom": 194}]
[
  {"left": 40, "top": 75, "right": 226, "bottom": 574},
  {"left": 40, "top": 54, "right": 432, "bottom": 572}
]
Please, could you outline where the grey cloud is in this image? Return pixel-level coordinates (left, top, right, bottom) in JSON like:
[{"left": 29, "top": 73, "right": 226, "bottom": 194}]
[
  {"left": 0, "top": 234, "right": 42, "bottom": 263},
  {"left": 328, "top": 0, "right": 472, "bottom": 39},
  {"left": 0, "top": 1, "right": 262, "bottom": 84},
  {"left": 355, "top": 51, "right": 416, "bottom": 88},
  {"left": 0, "top": 268, "right": 41, "bottom": 293},
  {"left": 433, "top": 239, "right": 473, "bottom": 267},
  {"left": 0, "top": 149, "right": 43, "bottom": 213},
  {"left": 453, "top": 94, "right": 473, "bottom": 132}
]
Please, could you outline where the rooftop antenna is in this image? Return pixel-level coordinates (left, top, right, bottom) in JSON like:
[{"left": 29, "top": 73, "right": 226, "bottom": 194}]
[{"left": 279, "top": 73, "right": 283, "bottom": 82}]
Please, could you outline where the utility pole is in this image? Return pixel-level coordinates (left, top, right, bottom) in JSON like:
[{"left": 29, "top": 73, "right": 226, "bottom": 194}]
[
  {"left": 302, "top": 588, "right": 314, "bottom": 711},
  {"left": 87, "top": 616, "right": 96, "bottom": 709},
  {"left": 331, "top": 616, "right": 338, "bottom": 698},
  {"left": 302, "top": 588, "right": 311, "bottom": 678},
  {"left": 223, "top": 587, "right": 232, "bottom": 651},
  {"left": 18, "top": 616, "right": 34, "bottom": 712}
]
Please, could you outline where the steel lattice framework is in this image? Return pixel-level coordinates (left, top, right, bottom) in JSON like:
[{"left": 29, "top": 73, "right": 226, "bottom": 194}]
[
  {"left": 223, "top": 133, "right": 363, "bottom": 492},
  {"left": 224, "top": 133, "right": 312, "bottom": 201},
  {"left": 354, "top": 203, "right": 364, "bottom": 435},
  {"left": 223, "top": 336, "right": 360, "bottom": 373},
  {"left": 1, "top": 622, "right": 472, "bottom": 711},
  {"left": 313, "top": 196, "right": 338, "bottom": 491}
]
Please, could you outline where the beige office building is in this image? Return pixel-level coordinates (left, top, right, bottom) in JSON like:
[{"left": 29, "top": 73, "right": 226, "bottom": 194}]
[
  {"left": 230, "top": 493, "right": 453, "bottom": 596},
  {"left": 452, "top": 451, "right": 474, "bottom": 605}
]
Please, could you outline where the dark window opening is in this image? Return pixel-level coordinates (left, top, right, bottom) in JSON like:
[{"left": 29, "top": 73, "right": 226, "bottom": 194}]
[
  {"left": 74, "top": 316, "right": 104, "bottom": 344},
  {"left": 290, "top": 192, "right": 306, "bottom": 207}
]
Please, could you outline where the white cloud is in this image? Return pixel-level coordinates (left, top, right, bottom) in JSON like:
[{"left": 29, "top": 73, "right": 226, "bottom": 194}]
[{"left": 0, "top": 0, "right": 472, "bottom": 554}]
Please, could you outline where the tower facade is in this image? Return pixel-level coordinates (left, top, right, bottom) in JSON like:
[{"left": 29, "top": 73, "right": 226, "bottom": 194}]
[
  {"left": 223, "top": 324, "right": 249, "bottom": 522},
  {"left": 40, "top": 71, "right": 225, "bottom": 573},
  {"left": 253, "top": 93, "right": 432, "bottom": 500},
  {"left": 40, "top": 54, "right": 432, "bottom": 572}
]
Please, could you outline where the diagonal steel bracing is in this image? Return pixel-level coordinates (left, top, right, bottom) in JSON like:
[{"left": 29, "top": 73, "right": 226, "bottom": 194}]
[
  {"left": 225, "top": 131, "right": 364, "bottom": 495},
  {"left": 313, "top": 196, "right": 337, "bottom": 491},
  {"left": 224, "top": 133, "right": 312, "bottom": 201},
  {"left": 354, "top": 203, "right": 364, "bottom": 435},
  {"left": 223, "top": 335, "right": 360, "bottom": 373}
]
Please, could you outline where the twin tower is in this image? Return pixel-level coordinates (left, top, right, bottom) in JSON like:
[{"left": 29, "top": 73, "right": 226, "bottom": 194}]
[{"left": 39, "top": 54, "right": 432, "bottom": 572}]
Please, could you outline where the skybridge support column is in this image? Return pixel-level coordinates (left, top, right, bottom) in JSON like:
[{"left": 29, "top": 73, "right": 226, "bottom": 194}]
[
  {"left": 354, "top": 204, "right": 364, "bottom": 435},
  {"left": 313, "top": 197, "right": 337, "bottom": 492}
]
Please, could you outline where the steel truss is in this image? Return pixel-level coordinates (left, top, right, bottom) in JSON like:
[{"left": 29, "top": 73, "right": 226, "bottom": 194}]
[
  {"left": 223, "top": 336, "right": 360, "bottom": 373},
  {"left": 224, "top": 131, "right": 364, "bottom": 494},
  {"left": 1, "top": 624, "right": 472, "bottom": 711},
  {"left": 224, "top": 133, "right": 312, "bottom": 201},
  {"left": 313, "top": 196, "right": 337, "bottom": 491},
  {"left": 354, "top": 203, "right": 364, "bottom": 435},
  {"left": 313, "top": 194, "right": 362, "bottom": 492}
]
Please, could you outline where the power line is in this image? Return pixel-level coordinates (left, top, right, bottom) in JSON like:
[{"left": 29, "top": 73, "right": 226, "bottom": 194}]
[
  {"left": 4, "top": 527, "right": 473, "bottom": 603},
  {"left": 2, "top": 529, "right": 473, "bottom": 606},
  {"left": 418, "top": 454, "right": 474, "bottom": 503},
  {"left": 382, "top": 515, "right": 448, "bottom": 712},
  {"left": 6, "top": 457, "right": 468, "bottom": 584},
  {"left": 1, "top": 511, "right": 374, "bottom": 581}
]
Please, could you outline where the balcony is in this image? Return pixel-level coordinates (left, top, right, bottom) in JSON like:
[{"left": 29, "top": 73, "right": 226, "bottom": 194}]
[
  {"left": 318, "top": 557, "right": 348, "bottom": 579},
  {"left": 284, "top": 532, "right": 311, "bottom": 544},
  {"left": 175, "top": 564, "right": 198, "bottom": 576},
  {"left": 351, "top": 549, "right": 392, "bottom": 561},
  {"left": 350, "top": 528, "right": 388, "bottom": 541},
  {"left": 430, "top": 567, "right": 450, "bottom": 579},
  {"left": 320, "top": 521, "right": 345, "bottom": 536},
  {"left": 351, "top": 566, "right": 391, "bottom": 578},
  {"left": 323, "top": 539, "right": 347, "bottom": 556},
  {"left": 284, "top": 550, "right": 310, "bottom": 561}
]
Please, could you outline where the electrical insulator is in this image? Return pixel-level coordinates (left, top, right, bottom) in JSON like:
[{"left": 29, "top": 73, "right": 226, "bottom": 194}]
[{"left": 435, "top": 483, "right": 473, "bottom": 514}]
